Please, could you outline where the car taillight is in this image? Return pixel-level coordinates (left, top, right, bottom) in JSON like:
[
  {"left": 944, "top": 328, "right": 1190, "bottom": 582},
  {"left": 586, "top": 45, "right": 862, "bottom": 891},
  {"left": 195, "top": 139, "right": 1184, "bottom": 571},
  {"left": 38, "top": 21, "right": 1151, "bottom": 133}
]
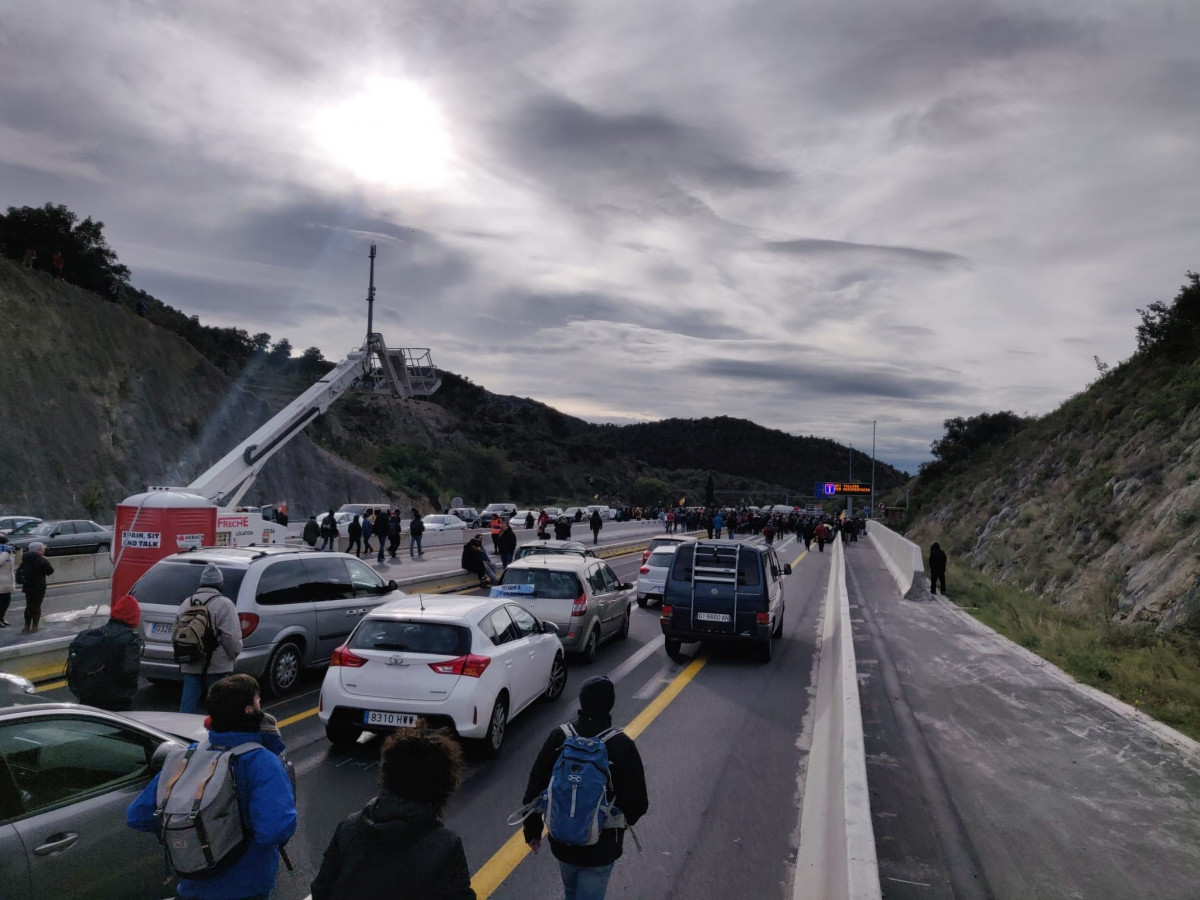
[
  {"left": 238, "top": 613, "right": 259, "bottom": 639},
  {"left": 429, "top": 654, "right": 492, "bottom": 677},
  {"left": 639, "top": 565, "right": 650, "bottom": 574},
  {"left": 570, "top": 594, "right": 588, "bottom": 617},
  {"left": 330, "top": 645, "right": 367, "bottom": 668},
  {"left": 756, "top": 611, "right": 770, "bottom": 625},
  {"left": 661, "top": 604, "right": 673, "bottom": 622},
  {"left": 642, "top": 550, "right": 651, "bottom": 563}
]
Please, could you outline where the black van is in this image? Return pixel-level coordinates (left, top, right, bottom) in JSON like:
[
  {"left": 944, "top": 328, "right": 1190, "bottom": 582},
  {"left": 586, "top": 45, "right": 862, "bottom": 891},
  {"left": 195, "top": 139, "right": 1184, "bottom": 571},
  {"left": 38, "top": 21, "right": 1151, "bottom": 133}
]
[{"left": 659, "top": 540, "right": 791, "bottom": 661}]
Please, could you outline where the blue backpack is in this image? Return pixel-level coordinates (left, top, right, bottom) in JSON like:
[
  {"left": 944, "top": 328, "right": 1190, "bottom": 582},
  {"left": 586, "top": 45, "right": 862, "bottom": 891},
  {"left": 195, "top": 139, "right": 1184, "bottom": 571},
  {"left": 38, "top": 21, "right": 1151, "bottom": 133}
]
[{"left": 510, "top": 724, "right": 629, "bottom": 847}]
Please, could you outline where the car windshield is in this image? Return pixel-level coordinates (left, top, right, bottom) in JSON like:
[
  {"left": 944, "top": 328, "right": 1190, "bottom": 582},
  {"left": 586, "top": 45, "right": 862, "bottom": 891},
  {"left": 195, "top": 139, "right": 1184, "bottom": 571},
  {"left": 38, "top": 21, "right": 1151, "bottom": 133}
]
[
  {"left": 130, "top": 562, "right": 248, "bottom": 607},
  {"left": 647, "top": 549, "right": 677, "bottom": 568},
  {"left": 350, "top": 620, "right": 471, "bottom": 656},
  {"left": 516, "top": 545, "right": 583, "bottom": 559},
  {"left": 24, "top": 522, "right": 56, "bottom": 536},
  {"left": 500, "top": 568, "right": 582, "bottom": 599}
]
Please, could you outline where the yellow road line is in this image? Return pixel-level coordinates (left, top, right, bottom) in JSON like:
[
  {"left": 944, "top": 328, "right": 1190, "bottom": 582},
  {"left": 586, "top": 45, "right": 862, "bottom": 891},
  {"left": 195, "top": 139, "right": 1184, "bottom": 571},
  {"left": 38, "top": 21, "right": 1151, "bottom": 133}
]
[
  {"left": 35, "top": 679, "right": 67, "bottom": 693},
  {"left": 276, "top": 707, "right": 319, "bottom": 729},
  {"left": 790, "top": 548, "right": 809, "bottom": 568},
  {"left": 470, "top": 654, "right": 708, "bottom": 899},
  {"left": 17, "top": 662, "right": 66, "bottom": 683}
]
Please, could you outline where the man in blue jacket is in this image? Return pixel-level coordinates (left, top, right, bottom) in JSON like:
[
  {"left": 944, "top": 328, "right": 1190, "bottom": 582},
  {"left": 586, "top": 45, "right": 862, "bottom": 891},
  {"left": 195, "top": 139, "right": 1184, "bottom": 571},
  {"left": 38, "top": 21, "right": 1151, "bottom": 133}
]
[{"left": 127, "top": 674, "right": 297, "bottom": 900}]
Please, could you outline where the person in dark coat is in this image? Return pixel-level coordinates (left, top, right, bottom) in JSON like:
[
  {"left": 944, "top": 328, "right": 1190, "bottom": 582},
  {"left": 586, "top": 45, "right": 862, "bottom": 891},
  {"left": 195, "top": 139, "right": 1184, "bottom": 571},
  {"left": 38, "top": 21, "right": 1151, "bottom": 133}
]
[
  {"left": 15, "top": 541, "right": 54, "bottom": 633},
  {"left": 522, "top": 675, "right": 648, "bottom": 900},
  {"left": 525, "top": 510, "right": 535, "bottom": 531},
  {"left": 461, "top": 535, "right": 497, "bottom": 586},
  {"left": 67, "top": 593, "right": 142, "bottom": 710},
  {"left": 387, "top": 510, "right": 402, "bottom": 559},
  {"left": 311, "top": 725, "right": 475, "bottom": 900},
  {"left": 361, "top": 510, "right": 375, "bottom": 555},
  {"left": 346, "top": 514, "right": 363, "bottom": 556},
  {"left": 589, "top": 509, "right": 603, "bottom": 545},
  {"left": 553, "top": 516, "right": 572, "bottom": 540},
  {"left": 929, "top": 542, "right": 948, "bottom": 595},
  {"left": 301, "top": 515, "right": 320, "bottom": 547},
  {"left": 319, "top": 509, "right": 338, "bottom": 551},
  {"left": 410, "top": 509, "right": 426, "bottom": 558},
  {"left": 496, "top": 521, "right": 518, "bottom": 567}
]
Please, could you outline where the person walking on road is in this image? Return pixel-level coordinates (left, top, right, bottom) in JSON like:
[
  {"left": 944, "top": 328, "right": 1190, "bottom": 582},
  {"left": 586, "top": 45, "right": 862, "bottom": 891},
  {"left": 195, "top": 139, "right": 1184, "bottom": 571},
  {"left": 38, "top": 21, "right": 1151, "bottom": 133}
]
[
  {"left": 66, "top": 593, "right": 142, "bottom": 710},
  {"left": 127, "top": 674, "right": 298, "bottom": 900},
  {"left": 311, "top": 725, "right": 476, "bottom": 900},
  {"left": 346, "top": 514, "right": 363, "bottom": 556},
  {"left": 319, "top": 509, "right": 338, "bottom": 551},
  {"left": 302, "top": 515, "right": 320, "bottom": 548},
  {"left": 521, "top": 675, "right": 648, "bottom": 900},
  {"left": 361, "top": 510, "right": 375, "bottom": 556},
  {"left": 929, "top": 542, "right": 948, "bottom": 595},
  {"left": 409, "top": 509, "right": 425, "bottom": 558},
  {"left": 497, "top": 520, "right": 518, "bottom": 568},
  {"left": 387, "top": 510, "right": 402, "bottom": 559},
  {"left": 590, "top": 509, "right": 603, "bottom": 545},
  {"left": 0, "top": 535, "right": 14, "bottom": 627},
  {"left": 814, "top": 521, "right": 829, "bottom": 552},
  {"left": 178, "top": 563, "right": 243, "bottom": 714},
  {"left": 15, "top": 541, "right": 53, "bottom": 633}
]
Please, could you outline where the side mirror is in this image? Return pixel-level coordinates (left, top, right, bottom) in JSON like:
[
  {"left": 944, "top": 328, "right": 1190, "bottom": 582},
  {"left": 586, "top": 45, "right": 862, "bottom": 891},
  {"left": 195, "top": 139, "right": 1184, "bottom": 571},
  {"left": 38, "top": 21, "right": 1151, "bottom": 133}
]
[
  {"left": 783, "top": 564, "right": 792, "bottom": 575},
  {"left": 387, "top": 580, "right": 399, "bottom": 592},
  {"left": 542, "top": 620, "right": 559, "bottom": 635},
  {"left": 619, "top": 582, "right": 633, "bottom": 591}
]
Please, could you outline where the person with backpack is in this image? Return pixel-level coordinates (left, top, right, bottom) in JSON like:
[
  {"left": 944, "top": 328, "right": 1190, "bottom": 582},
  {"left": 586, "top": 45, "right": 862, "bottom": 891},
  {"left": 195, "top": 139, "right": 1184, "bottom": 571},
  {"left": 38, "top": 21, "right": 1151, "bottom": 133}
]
[
  {"left": 176, "top": 562, "right": 243, "bottom": 714},
  {"left": 127, "top": 674, "right": 297, "bottom": 900},
  {"left": 520, "top": 675, "right": 648, "bottom": 900},
  {"left": 311, "top": 724, "right": 476, "bottom": 900},
  {"left": 15, "top": 541, "right": 54, "bottom": 633},
  {"left": 302, "top": 515, "right": 320, "bottom": 548},
  {"left": 67, "top": 593, "right": 142, "bottom": 710}
]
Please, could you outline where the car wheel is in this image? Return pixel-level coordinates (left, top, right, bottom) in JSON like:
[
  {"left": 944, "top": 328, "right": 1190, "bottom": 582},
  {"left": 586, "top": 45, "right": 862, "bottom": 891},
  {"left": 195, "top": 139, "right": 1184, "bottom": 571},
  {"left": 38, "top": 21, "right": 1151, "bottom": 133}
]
[
  {"left": 265, "top": 640, "right": 303, "bottom": 696},
  {"left": 480, "top": 695, "right": 509, "bottom": 757},
  {"left": 773, "top": 606, "right": 784, "bottom": 639},
  {"left": 636, "top": 594, "right": 647, "bottom": 608},
  {"left": 664, "top": 637, "right": 682, "bottom": 659},
  {"left": 96, "top": 543, "right": 110, "bottom": 555},
  {"left": 758, "top": 636, "right": 774, "bottom": 662},
  {"left": 580, "top": 626, "right": 600, "bottom": 664},
  {"left": 618, "top": 610, "right": 631, "bottom": 640},
  {"left": 543, "top": 654, "right": 567, "bottom": 702},
  {"left": 325, "top": 723, "right": 362, "bottom": 748}
]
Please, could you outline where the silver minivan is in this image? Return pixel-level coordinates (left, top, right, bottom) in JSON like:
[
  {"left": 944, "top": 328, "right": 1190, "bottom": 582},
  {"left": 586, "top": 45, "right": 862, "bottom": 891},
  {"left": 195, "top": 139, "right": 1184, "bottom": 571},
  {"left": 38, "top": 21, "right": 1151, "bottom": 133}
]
[
  {"left": 495, "top": 555, "right": 634, "bottom": 663},
  {"left": 133, "top": 546, "right": 403, "bottom": 695}
]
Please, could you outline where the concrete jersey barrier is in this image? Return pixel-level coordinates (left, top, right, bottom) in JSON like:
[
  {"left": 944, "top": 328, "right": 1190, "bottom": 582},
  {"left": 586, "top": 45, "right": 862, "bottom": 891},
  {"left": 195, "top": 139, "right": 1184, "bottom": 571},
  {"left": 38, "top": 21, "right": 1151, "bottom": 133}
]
[{"left": 865, "top": 521, "right": 925, "bottom": 598}]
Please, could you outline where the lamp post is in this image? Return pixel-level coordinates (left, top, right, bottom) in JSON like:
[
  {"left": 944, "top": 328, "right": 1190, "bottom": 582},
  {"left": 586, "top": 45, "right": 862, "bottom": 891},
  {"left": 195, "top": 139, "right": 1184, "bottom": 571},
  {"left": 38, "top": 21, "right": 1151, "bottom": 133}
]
[
  {"left": 870, "top": 420, "right": 876, "bottom": 520},
  {"left": 847, "top": 444, "right": 853, "bottom": 516}
]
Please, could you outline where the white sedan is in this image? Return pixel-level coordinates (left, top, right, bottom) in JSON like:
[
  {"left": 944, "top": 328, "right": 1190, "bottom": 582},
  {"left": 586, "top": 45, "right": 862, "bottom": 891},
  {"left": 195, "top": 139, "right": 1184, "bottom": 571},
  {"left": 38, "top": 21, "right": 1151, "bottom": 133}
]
[
  {"left": 318, "top": 595, "right": 567, "bottom": 755},
  {"left": 637, "top": 544, "right": 681, "bottom": 607},
  {"left": 421, "top": 514, "right": 468, "bottom": 531}
]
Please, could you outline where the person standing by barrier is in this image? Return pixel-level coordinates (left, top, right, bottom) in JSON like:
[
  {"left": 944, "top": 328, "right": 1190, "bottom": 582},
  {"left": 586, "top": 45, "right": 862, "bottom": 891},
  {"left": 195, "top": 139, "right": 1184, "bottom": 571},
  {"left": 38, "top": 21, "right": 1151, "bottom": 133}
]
[
  {"left": 410, "top": 509, "right": 425, "bottom": 558},
  {"left": 302, "top": 515, "right": 320, "bottom": 548},
  {"left": 387, "top": 510, "right": 402, "bottom": 559},
  {"left": 497, "top": 520, "right": 518, "bottom": 567},
  {"left": 346, "top": 514, "right": 363, "bottom": 556},
  {"left": 590, "top": 509, "right": 603, "bottom": 545},
  {"left": 0, "top": 535, "right": 14, "bottom": 627},
  {"left": 15, "top": 541, "right": 53, "bottom": 633},
  {"left": 929, "top": 542, "right": 948, "bottom": 595}
]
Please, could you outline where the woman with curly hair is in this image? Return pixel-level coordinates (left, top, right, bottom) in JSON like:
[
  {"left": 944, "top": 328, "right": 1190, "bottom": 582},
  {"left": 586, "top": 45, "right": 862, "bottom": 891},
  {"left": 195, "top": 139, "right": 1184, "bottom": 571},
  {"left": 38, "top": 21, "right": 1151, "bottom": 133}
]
[{"left": 311, "top": 724, "right": 476, "bottom": 899}]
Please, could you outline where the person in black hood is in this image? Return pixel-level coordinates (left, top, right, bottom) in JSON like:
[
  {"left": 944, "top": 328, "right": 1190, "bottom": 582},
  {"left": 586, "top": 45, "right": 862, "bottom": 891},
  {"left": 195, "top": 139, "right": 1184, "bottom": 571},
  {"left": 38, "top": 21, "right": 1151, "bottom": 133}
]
[
  {"left": 522, "top": 675, "right": 648, "bottom": 899},
  {"left": 311, "top": 724, "right": 475, "bottom": 900},
  {"left": 929, "top": 542, "right": 948, "bottom": 595}
]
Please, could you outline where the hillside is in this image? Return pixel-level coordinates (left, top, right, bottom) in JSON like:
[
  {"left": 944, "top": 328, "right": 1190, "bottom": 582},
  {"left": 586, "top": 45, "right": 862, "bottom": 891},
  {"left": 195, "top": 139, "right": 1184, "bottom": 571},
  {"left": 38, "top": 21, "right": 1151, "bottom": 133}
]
[{"left": 900, "top": 274, "right": 1200, "bottom": 636}]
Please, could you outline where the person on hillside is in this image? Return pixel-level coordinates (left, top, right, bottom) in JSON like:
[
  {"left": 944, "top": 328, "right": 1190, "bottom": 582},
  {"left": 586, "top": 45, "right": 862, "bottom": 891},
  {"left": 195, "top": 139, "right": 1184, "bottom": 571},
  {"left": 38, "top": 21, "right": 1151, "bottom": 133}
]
[
  {"left": 311, "top": 725, "right": 475, "bottom": 900},
  {"left": 15, "top": 541, "right": 53, "bottom": 633},
  {"left": 128, "top": 674, "right": 297, "bottom": 900},
  {"left": 590, "top": 509, "right": 604, "bottom": 545},
  {"left": 521, "top": 676, "right": 648, "bottom": 900},
  {"left": 22, "top": 248, "right": 36, "bottom": 269},
  {"left": 302, "top": 515, "right": 320, "bottom": 548},
  {"left": 0, "top": 535, "right": 14, "bottom": 627},
  {"left": 177, "top": 563, "right": 242, "bottom": 714},
  {"left": 929, "top": 542, "right": 948, "bottom": 595},
  {"left": 409, "top": 509, "right": 425, "bottom": 558},
  {"left": 497, "top": 520, "right": 518, "bottom": 567},
  {"left": 346, "top": 514, "right": 363, "bottom": 556},
  {"left": 67, "top": 593, "right": 142, "bottom": 711}
]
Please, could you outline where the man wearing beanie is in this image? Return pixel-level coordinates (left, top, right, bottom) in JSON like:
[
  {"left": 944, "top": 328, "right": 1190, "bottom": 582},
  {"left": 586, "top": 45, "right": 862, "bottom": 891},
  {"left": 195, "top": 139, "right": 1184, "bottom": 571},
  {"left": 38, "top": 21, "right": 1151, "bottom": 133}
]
[
  {"left": 67, "top": 593, "right": 143, "bottom": 710},
  {"left": 522, "top": 675, "right": 648, "bottom": 899},
  {"left": 177, "top": 562, "right": 243, "bottom": 714},
  {"left": 15, "top": 540, "right": 54, "bottom": 633}
]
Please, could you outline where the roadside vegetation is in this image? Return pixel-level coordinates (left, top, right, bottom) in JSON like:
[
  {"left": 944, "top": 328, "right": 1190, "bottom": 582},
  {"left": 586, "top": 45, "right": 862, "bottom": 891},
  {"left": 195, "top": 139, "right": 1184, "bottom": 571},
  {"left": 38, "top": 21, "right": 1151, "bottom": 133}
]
[{"left": 948, "top": 557, "right": 1200, "bottom": 741}]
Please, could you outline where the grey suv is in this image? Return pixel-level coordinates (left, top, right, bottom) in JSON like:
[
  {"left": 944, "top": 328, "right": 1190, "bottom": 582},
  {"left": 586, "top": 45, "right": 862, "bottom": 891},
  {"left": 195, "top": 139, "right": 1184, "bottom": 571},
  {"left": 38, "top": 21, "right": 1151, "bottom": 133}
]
[
  {"left": 132, "top": 547, "right": 403, "bottom": 695},
  {"left": 497, "top": 555, "right": 634, "bottom": 663}
]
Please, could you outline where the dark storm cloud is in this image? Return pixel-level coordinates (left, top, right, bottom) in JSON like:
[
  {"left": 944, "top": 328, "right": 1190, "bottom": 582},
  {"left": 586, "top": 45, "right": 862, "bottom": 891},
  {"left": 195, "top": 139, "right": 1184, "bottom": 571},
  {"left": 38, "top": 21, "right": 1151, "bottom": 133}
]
[
  {"left": 495, "top": 93, "right": 789, "bottom": 194},
  {"left": 695, "top": 357, "right": 962, "bottom": 401},
  {"left": 508, "top": 291, "right": 755, "bottom": 341},
  {"left": 764, "top": 239, "right": 966, "bottom": 268}
]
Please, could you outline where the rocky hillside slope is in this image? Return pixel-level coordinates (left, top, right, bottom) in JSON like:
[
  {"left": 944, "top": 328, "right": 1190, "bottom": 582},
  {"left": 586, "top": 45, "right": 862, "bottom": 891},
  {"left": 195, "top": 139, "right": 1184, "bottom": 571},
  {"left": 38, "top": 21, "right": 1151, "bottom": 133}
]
[
  {"left": 901, "top": 320, "right": 1200, "bottom": 635},
  {"left": 0, "top": 262, "right": 398, "bottom": 519}
]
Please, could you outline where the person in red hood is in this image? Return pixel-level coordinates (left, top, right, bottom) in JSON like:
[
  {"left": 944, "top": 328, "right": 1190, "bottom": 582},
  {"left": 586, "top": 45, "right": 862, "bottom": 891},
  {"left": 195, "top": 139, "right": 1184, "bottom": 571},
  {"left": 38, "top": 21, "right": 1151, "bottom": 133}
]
[{"left": 66, "top": 594, "right": 143, "bottom": 710}]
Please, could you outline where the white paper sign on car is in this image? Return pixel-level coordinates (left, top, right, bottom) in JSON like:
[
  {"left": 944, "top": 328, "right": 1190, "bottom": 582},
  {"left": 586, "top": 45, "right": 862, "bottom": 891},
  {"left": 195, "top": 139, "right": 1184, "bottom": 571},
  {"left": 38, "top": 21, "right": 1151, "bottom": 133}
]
[
  {"left": 122, "top": 531, "right": 161, "bottom": 549},
  {"left": 175, "top": 533, "right": 205, "bottom": 550},
  {"left": 490, "top": 584, "right": 535, "bottom": 597}
]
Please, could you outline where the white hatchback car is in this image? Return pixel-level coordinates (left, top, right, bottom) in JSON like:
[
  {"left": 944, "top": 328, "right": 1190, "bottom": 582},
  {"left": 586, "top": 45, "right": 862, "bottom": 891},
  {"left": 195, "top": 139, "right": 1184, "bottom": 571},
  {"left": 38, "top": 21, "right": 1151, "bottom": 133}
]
[
  {"left": 318, "top": 595, "right": 566, "bottom": 755},
  {"left": 421, "top": 514, "right": 468, "bottom": 532},
  {"left": 637, "top": 544, "right": 681, "bottom": 607}
]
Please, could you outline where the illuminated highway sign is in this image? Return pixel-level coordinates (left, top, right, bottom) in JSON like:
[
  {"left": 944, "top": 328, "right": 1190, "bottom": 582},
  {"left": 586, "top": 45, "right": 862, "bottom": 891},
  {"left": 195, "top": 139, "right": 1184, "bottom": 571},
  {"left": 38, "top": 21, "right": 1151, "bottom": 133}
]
[{"left": 815, "top": 482, "right": 871, "bottom": 497}]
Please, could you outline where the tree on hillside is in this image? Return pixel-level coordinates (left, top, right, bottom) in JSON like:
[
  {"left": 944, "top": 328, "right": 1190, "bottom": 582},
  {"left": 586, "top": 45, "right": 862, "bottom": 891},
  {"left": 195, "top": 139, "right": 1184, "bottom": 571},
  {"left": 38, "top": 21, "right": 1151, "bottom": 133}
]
[
  {"left": 921, "top": 411, "right": 1027, "bottom": 479},
  {"left": 0, "top": 203, "right": 130, "bottom": 293},
  {"left": 1136, "top": 272, "right": 1200, "bottom": 358}
]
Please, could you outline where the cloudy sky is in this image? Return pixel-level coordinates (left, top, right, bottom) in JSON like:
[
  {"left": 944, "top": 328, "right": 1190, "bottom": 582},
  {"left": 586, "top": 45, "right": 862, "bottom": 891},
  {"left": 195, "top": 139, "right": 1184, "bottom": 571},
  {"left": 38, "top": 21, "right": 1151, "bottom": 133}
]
[{"left": 4, "top": 1, "right": 1198, "bottom": 474}]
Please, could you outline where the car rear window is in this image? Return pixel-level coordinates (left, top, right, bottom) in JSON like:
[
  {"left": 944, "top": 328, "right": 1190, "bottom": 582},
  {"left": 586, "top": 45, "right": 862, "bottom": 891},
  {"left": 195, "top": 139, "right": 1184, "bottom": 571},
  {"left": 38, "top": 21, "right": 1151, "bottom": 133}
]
[
  {"left": 130, "top": 562, "right": 247, "bottom": 607},
  {"left": 670, "top": 545, "right": 761, "bottom": 586},
  {"left": 500, "top": 568, "right": 582, "bottom": 599},
  {"left": 647, "top": 549, "right": 677, "bottom": 568},
  {"left": 350, "top": 620, "right": 471, "bottom": 656}
]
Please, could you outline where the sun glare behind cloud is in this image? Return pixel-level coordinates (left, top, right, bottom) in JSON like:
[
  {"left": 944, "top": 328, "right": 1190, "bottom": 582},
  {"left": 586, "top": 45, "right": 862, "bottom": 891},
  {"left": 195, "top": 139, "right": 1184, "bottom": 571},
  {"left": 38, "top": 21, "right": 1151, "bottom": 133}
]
[{"left": 310, "top": 77, "right": 453, "bottom": 189}]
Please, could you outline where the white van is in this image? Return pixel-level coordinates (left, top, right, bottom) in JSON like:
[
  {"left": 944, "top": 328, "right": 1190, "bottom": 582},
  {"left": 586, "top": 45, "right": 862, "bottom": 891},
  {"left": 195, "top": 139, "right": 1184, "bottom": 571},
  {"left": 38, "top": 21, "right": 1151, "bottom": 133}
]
[{"left": 586, "top": 504, "right": 612, "bottom": 520}]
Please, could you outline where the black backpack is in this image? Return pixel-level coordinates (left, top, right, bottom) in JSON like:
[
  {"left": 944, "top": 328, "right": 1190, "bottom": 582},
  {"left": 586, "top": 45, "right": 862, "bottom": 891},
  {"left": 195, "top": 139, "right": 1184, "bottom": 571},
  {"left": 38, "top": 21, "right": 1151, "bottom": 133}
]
[
  {"left": 66, "top": 627, "right": 117, "bottom": 703},
  {"left": 173, "top": 594, "right": 220, "bottom": 668}
]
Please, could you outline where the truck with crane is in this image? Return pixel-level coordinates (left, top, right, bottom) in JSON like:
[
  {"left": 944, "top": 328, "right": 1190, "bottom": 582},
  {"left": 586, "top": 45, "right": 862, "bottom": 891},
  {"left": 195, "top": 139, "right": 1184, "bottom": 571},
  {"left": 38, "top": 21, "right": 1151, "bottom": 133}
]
[{"left": 110, "top": 246, "right": 439, "bottom": 601}]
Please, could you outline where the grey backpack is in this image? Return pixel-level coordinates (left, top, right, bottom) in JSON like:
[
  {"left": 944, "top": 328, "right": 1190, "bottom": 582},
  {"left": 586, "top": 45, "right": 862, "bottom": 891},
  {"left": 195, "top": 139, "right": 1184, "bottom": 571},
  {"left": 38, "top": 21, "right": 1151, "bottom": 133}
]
[{"left": 154, "top": 740, "right": 260, "bottom": 879}]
